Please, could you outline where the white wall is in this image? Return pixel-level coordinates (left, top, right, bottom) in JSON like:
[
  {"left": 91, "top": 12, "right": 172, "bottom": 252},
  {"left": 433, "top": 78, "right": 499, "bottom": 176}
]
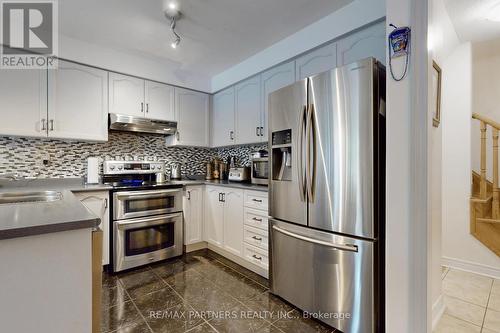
[
  {"left": 59, "top": 35, "right": 212, "bottom": 92},
  {"left": 427, "top": 0, "right": 462, "bottom": 325},
  {"left": 441, "top": 41, "right": 500, "bottom": 276},
  {"left": 211, "top": 0, "right": 385, "bottom": 91},
  {"left": 471, "top": 39, "right": 500, "bottom": 180},
  {"left": 386, "top": 0, "right": 429, "bottom": 331}
]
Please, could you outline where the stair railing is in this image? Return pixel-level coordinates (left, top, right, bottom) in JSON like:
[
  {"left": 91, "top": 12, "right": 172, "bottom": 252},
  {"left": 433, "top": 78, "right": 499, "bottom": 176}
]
[{"left": 472, "top": 113, "right": 500, "bottom": 218}]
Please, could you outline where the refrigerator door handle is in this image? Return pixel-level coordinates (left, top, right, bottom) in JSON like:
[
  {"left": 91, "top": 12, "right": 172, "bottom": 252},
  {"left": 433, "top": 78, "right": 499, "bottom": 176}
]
[
  {"left": 305, "top": 104, "right": 316, "bottom": 202},
  {"left": 272, "top": 225, "right": 358, "bottom": 252},
  {"left": 298, "top": 105, "right": 307, "bottom": 202}
]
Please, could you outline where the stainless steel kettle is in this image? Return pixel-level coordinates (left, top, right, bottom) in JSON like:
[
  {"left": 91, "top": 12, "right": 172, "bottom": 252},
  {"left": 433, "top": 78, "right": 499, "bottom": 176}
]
[{"left": 171, "top": 163, "right": 181, "bottom": 179}]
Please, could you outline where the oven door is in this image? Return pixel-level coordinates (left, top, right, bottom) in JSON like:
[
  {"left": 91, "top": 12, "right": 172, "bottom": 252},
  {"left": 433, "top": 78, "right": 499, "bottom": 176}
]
[
  {"left": 251, "top": 158, "right": 269, "bottom": 185},
  {"left": 113, "top": 189, "right": 182, "bottom": 220},
  {"left": 114, "top": 213, "right": 183, "bottom": 272}
]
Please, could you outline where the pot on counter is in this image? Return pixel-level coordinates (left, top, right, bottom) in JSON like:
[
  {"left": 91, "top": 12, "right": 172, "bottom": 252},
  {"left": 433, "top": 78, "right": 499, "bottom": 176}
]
[{"left": 171, "top": 163, "right": 182, "bottom": 180}]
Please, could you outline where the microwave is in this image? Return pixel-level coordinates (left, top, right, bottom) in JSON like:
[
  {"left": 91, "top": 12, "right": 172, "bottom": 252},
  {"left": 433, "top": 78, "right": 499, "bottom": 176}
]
[{"left": 251, "top": 157, "right": 269, "bottom": 185}]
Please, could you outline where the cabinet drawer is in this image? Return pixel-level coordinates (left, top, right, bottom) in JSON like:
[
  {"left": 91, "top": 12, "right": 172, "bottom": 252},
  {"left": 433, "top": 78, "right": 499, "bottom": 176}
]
[
  {"left": 244, "top": 208, "right": 268, "bottom": 231},
  {"left": 244, "top": 190, "right": 268, "bottom": 211},
  {"left": 243, "top": 243, "right": 269, "bottom": 270},
  {"left": 244, "top": 225, "right": 268, "bottom": 250}
]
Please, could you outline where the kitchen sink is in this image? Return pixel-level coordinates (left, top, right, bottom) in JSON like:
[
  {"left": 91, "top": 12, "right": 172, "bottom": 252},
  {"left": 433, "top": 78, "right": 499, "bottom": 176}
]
[{"left": 0, "top": 191, "right": 62, "bottom": 204}]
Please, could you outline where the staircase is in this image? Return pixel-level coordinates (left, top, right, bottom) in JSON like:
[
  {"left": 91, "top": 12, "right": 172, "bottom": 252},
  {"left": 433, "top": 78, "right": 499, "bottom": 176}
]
[{"left": 470, "top": 113, "right": 500, "bottom": 257}]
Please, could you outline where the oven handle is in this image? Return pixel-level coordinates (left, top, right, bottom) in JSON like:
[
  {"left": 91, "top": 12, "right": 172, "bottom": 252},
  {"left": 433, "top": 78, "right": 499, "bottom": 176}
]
[
  {"left": 116, "top": 212, "right": 182, "bottom": 230},
  {"left": 115, "top": 189, "right": 181, "bottom": 201}
]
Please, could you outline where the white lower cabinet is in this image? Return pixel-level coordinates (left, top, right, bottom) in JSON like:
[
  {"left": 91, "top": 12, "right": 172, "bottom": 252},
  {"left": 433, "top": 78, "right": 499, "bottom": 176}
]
[
  {"left": 203, "top": 185, "right": 269, "bottom": 276},
  {"left": 222, "top": 188, "right": 244, "bottom": 256},
  {"left": 204, "top": 186, "right": 225, "bottom": 247},
  {"left": 183, "top": 186, "right": 204, "bottom": 245},
  {"left": 74, "top": 191, "right": 110, "bottom": 266}
]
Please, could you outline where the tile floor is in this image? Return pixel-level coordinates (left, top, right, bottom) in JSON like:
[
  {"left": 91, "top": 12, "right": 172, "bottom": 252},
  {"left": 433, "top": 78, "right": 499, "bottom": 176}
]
[
  {"left": 101, "top": 249, "right": 337, "bottom": 333},
  {"left": 434, "top": 266, "right": 500, "bottom": 333}
]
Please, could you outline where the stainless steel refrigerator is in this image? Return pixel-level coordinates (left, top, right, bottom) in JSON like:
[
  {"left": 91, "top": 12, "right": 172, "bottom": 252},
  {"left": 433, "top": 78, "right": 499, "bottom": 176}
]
[{"left": 268, "top": 57, "right": 385, "bottom": 333}]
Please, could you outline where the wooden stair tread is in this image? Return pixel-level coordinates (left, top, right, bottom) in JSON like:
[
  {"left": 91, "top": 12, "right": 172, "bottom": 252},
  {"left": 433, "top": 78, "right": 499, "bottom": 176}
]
[{"left": 476, "top": 218, "right": 500, "bottom": 224}]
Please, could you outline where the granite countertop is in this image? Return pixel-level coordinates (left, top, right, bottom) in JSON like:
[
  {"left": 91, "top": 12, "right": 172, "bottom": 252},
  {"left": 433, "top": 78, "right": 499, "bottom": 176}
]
[
  {"left": 170, "top": 179, "right": 269, "bottom": 192},
  {"left": 0, "top": 178, "right": 113, "bottom": 193},
  {"left": 0, "top": 189, "right": 100, "bottom": 240}
]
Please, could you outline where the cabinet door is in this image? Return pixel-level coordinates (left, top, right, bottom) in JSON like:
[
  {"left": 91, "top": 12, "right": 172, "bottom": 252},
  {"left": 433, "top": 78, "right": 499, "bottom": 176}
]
[
  {"left": 74, "top": 192, "right": 110, "bottom": 266},
  {"left": 183, "top": 186, "right": 204, "bottom": 245},
  {"left": 295, "top": 43, "right": 337, "bottom": 81},
  {"left": 204, "top": 186, "right": 224, "bottom": 247},
  {"left": 212, "top": 87, "right": 235, "bottom": 147},
  {"left": 145, "top": 80, "right": 175, "bottom": 121},
  {"left": 108, "top": 73, "right": 144, "bottom": 117},
  {"left": 235, "top": 75, "right": 262, "bottom": 144},
  {"left": 223, "top": 188, "right": 244, "bottom": 257},
  {"left": 261, "top": 61, "right": 295, "bottom": 142},
  {"left": 172, "top": 88, "right": 209, "bottom": 147},
  {"left": 48, "top": 61, "right": 108, "bottom": 141},
  {"left": 0, "top": 68, "right": 47, "bottom": 137},
  {"left": 337, "top": 21, "right": 386, "bottom": 66}
]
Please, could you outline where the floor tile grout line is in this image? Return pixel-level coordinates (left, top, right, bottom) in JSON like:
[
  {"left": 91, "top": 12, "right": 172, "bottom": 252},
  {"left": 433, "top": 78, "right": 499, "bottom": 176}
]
[
  {"left": 120, "top": 282, "right": 155, "bottom": 333},
  {"left": 150, "top": 265, "right": 221, "bottom": 333},
  {"left": 481, "top": 279, "right": 495, "bottom": 330}
]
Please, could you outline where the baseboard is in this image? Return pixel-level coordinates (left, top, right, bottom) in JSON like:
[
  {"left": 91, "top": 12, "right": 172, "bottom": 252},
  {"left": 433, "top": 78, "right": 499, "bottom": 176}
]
[
  {"left": 184, "top": 242, "right": 207, "bottom": 253},
  {"left": 442, "top": 256, "right": 500, "bottom": 279},
  {"left": 207, "top": 243, "right": 269, "bottom": 279},
  {"left": 432, "top": 294, "right": 446, "bottom": 330}
]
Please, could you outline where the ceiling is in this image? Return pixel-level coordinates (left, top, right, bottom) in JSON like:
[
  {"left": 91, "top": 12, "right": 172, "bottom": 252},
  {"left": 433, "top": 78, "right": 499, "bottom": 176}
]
[
  {"left": 59, "top": 0, "right": 353, "bottom": 77},
  {"left": 444, "top": 0, "right": 500, "bottom": 42}
]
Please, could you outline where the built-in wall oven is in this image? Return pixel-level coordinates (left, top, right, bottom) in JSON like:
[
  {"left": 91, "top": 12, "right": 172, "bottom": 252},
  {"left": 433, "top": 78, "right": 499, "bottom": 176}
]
[
  {"left": 103, "top": 160, "right": 184, "bottom": 273},
  {"left": 113, "top": 189, "right": 183, "bottom": 272}
]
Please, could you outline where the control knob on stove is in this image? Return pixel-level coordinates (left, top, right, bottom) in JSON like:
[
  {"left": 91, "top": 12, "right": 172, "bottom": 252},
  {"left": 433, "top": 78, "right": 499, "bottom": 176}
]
[
  {"left": 118, "top": 165, "right": 123, "bottom": 170},
  {"left": 110, "top": 165, "right": 115, "bottom": 170}
]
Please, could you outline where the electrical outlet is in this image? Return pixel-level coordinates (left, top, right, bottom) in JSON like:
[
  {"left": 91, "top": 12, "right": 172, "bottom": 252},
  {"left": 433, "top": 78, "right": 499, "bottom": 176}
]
[{"left": 36, "top": 153, "right": 51, "bottom": 167}]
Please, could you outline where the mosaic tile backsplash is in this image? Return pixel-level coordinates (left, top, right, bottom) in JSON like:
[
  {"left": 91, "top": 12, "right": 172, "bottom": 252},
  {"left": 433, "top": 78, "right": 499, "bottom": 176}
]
[{"left": 0, "top": 132, "right": 267, "bottom": 178}]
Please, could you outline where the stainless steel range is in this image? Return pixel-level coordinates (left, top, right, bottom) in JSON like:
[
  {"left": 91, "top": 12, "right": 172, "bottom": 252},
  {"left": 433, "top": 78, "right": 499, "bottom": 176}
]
[{"left": 103, "top": 160, "right": 183, "bottom": 272}]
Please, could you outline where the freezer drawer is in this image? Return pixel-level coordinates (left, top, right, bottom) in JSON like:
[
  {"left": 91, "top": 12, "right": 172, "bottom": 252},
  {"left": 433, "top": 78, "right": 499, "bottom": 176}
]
[{"left": 270, "top": 219, "right": 375, "bottom": 333}]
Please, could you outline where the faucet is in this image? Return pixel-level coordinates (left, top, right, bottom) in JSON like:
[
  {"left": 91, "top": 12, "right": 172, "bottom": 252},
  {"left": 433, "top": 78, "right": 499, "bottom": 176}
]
[{"left": 0, "top": 173, "right": 20, "bottom": 181}]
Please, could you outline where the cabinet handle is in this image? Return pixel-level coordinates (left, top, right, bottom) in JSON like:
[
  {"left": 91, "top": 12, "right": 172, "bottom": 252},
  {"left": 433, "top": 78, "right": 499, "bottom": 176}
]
[
  {"left": 187, "top": 191, "right": 191, "bottom": 200},
  {"left": 230, "top": 130, "right": 234, "bottom": 140},
  {"left": 141, "top": 102, "right": 144, "bottom": 113},
  {"left": 260, "top": 127, "right": 264, "bottom": 137},
  {"left": 256, "top": 127, "right": 260, "bottom": 137},
  {"left": 222, "top": 193, "right": 226, "bottom": 202},
  {"left": 252, "top": 254, "right": 262, "bottom": 261},
  {"left": 104, "top": 198, "right": 108, "bottom": 209},
  {"left": 252, "top": 217, "right": 263, "bottom": 222},
  {"left": 41, "top": 119, "right": 46, "bottom": 131},
  {"left": 252, "top": 198, "right": 263, "bottom": 203},
  {"left": 146, "top": 103, "right": 149, "bottom": 113},
  {"left": 49, "top": 119, "right": 54, "bottom": 131},
  {"left": 252, "top": 236, "right": 263, "bottom": 241},
  {"left": 176, "top": 131, "right": 180, "bottom": 141},
  {"left": 219, "top": 193, "right": 222, "bottom": 202}
]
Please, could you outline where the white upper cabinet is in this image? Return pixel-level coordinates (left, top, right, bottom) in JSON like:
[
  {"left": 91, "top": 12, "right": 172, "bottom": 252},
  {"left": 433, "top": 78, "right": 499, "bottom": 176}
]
[
  {"left": 261, "top": 61, "right": 296, "bottom": 142},
  {"left": 0, "top": 68, "right": 47, "bottom": 138},
  {"left": 108, "top": 73, "right": 144, "bottom": 117},
  {"left": 167, "top": 88, "right": 209, "bottom": 147},
  {"left": 223, "top": 188, "right": 244, "bottom": 256},
  {"left": 235, "top": 75, "right": 262, "bottom": 144},
  {"left": 48, "top": 61, "right": 108, "bottom": 141},
  {"left": 145, "top": 81, "right": 175, "bottom": 121},
  {"left": 212, "top": 87, "right": 235, "bottom": 147},
  {"left": 337, "top": 21, "right": 386, "bottom": 66},
  {"left": 295, "top": 43, "right": 337, "bottom": 81}
]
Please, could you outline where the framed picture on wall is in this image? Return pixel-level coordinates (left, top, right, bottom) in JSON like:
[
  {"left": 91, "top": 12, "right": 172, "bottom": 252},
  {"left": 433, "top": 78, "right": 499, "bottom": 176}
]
[{"left": 432, "top": 61, "right": 442, "bottom": 128}]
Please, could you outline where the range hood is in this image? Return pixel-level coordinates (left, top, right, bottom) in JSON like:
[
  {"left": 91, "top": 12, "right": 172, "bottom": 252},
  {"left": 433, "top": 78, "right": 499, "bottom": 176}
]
[{"left": 109, "top": 113, "right": 177, "bottom": 135}]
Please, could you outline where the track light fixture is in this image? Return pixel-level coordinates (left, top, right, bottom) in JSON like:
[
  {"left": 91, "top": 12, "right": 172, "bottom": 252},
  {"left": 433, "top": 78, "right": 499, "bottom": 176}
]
[{"left": 164, "top": 1, "right": 182, "bottom": 49}]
